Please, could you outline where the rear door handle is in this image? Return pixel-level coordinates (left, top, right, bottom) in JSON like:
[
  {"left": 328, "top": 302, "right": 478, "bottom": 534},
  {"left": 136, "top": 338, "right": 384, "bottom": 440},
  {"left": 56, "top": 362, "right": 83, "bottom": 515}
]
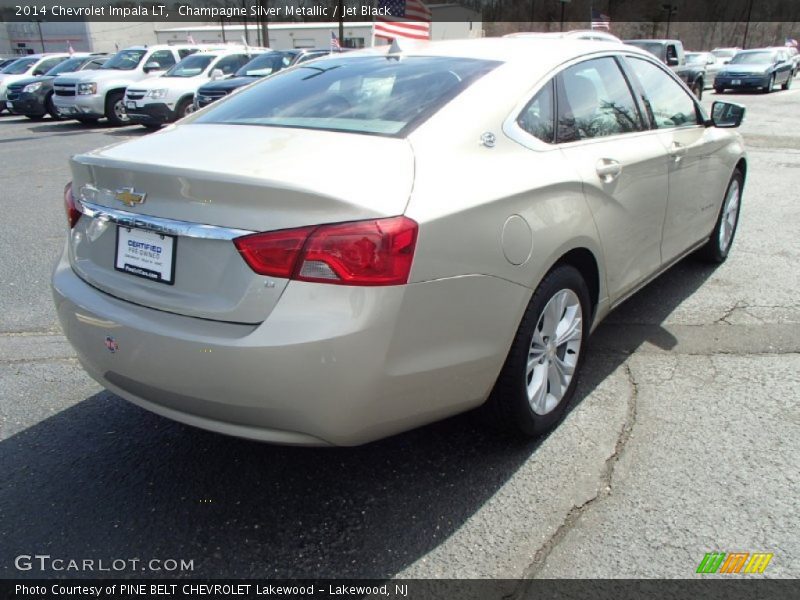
[
  {"left": 669, "top": 142, "right": 688, "bottom": 160},
  {"left": 596, "top": 158, "right": 622, "bottom": 182}
]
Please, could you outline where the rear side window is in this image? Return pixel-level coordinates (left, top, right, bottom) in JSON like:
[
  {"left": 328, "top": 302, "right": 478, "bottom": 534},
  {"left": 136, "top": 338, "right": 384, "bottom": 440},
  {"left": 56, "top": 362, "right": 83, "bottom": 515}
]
[
  {"left": 626, "top": 57, "right": 700, "bottom": 129},
  {"left": 556, "top": 57, "right": 643, "bottom": 142},
  {"left": 196, "top": 56, "right": 500, "bottom": 137},
  {"left": 215, "top": 54, "right": 249, "bottom": 75},
  {"left": 517, "top": 80, "right": 555, "bottom": 143}
]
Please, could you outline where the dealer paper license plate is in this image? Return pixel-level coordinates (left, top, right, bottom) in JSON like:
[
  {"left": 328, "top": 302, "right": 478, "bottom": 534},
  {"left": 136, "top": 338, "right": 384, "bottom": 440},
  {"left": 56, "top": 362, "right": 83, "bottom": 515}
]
[
  {"left": 126, "top": 101, "right": 137, "bottom": 110},
  {"left": 115, "top": 227, "right": 176, "bottom": 285}
]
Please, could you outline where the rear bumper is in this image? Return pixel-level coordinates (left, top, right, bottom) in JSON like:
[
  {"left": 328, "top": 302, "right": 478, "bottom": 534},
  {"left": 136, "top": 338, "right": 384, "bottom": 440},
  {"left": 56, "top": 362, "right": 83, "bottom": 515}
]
[
  {"left": 126, "top": 102, "right": 175, "bottom": 126},
  {"left": 52, "top": 247, "right": 528, "bottom": 446}
]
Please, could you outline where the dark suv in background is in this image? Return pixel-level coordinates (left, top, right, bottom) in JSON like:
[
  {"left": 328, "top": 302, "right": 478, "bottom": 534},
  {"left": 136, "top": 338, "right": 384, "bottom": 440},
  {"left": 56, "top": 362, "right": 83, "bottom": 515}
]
[
  {"left": 6, "top": 54, "right": 108, "bottom": 120},
  {"left": 624, "top": 39, "right": 706, "bottom": 98}
]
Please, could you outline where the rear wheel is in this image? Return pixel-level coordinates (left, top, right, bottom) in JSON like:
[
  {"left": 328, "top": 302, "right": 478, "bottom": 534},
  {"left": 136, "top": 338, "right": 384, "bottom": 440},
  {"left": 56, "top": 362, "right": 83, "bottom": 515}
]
[
  {"left": 698, "top": 170, "right": 743, "bottom": 264},
  {"left": 105, "top": 91, "right": 130, "bottom": 126},
  {"left": 482, "top": 265, "right": 591, "bottom": 437},
  {"left": 714, "top": 86, "right": 725, "bottom": 94}
]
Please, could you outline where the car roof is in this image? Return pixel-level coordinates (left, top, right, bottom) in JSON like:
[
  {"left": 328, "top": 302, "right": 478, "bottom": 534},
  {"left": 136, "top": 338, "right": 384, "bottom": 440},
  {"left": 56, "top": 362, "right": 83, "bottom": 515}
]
[{"left": 337, "top": 37, "right": 638, "bottom": 65}]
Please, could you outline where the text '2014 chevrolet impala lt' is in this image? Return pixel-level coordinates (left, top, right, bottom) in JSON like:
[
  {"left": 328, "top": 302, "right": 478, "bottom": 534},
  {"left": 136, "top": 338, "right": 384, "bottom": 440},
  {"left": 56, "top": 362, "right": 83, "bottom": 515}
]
[{"left": 52, "top": 38, "right": 747, "bottom": 446}]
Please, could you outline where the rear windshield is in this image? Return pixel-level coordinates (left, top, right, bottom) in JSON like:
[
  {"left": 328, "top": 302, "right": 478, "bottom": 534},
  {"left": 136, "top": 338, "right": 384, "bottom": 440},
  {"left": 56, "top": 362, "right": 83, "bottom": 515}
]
[
  {"left": 195, "top": 55, "right": 500, "bottom": 137},
  {"left": 2, "top": 58, "right": 37, "bottom": 74},
  {"left": 165, "top": 54, "right": 216, "bottom": 77}
]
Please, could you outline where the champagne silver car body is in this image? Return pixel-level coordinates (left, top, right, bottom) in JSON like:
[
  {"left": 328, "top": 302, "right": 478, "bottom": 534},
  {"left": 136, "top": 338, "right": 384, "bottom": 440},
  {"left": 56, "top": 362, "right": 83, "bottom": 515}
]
[{"left": 52, "top": 38, "right": 747, "bottom": 445}]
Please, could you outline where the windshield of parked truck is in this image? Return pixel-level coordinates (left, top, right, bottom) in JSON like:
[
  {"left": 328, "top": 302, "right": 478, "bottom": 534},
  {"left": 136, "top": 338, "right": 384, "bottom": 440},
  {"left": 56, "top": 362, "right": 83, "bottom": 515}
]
[
  {"left": 165, "top": 54, "right": 216, "bottom": 77},
  {"left": 101, "top": 49, "right": 147, "bottom": 70}
]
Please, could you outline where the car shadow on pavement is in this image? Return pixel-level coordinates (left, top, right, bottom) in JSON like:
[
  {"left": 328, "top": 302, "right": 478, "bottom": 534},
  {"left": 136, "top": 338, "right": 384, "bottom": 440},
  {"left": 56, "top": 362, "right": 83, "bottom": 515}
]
[{"left": 0, "top": 257, "right": 718, "bottom": 580}]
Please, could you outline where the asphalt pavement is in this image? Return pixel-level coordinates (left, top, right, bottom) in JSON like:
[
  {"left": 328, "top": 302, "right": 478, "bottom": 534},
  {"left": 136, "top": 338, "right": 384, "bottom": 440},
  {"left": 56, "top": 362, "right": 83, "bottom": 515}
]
[{"left": 0, "top": 87, "right": 798, "bottom": 584}]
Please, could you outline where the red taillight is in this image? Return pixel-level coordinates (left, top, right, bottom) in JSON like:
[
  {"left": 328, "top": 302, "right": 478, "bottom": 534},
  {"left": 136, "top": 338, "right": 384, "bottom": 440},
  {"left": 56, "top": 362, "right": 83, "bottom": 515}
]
[
  {"left": 64, "top": 182, "right": 81, "bottom": 229},
  {"left": 233, "top": 226, "right": 315, "bottom": 279},
  {"left": 234, "top": 216, "right": 418, "bottom": 286}
]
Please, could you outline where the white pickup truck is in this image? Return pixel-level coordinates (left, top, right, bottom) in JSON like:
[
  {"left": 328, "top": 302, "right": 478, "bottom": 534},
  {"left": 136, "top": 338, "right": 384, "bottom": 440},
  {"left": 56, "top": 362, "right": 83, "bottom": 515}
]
[{"left": 52, "top": 44, "right": 201, "bottom": 125}]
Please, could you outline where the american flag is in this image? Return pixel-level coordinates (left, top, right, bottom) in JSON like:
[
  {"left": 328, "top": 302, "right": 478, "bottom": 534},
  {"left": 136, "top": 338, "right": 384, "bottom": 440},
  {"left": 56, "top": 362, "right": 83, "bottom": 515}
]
[
  {"left": 374, "top": 0, "right": 431, "bottom": 41},
  {"left": 330, "top": 31, "right": 341, "bottom": 52},
  {"left": 590, "top": 8, "right": 611, "bottom": 31}
]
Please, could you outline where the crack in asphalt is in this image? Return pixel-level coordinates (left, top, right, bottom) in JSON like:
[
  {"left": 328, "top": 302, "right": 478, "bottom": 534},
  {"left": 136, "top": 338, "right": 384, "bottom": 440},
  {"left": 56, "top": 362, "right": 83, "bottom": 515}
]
[{"left": 512, "top": 361, "right": 640, "bottom": 592}]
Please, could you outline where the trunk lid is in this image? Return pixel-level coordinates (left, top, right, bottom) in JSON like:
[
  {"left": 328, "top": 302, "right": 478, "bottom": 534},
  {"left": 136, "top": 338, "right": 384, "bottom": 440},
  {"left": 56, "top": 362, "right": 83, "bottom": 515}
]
[{"left": 68, "top": 123, "right": 415, "bottom": 323}]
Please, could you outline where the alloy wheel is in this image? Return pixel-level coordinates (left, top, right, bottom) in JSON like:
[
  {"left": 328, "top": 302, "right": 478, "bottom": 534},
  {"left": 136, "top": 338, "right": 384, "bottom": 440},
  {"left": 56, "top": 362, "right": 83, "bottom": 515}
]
[
  {"left": 526, "top": 289, "right": 583, "bottom": 415},
  {"left": 718, "top": 178, "right": 741, "bottom": 253}
]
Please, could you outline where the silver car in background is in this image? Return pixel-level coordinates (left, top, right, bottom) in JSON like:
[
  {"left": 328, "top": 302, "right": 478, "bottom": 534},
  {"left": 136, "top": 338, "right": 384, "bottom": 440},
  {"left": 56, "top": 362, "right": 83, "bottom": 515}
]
[{"left": 53, "top": 38, "right": 747, "bottom": 446}]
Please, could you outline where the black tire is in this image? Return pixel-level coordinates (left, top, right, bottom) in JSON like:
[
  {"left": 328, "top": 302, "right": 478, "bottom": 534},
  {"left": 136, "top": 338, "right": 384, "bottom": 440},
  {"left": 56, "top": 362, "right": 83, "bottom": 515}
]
[
  {"left": 782, "top": 74, "right": 792, "bottom": 90},
  {"left": 714, "top": 86, "right": 725, "bottom": 94},
  {"left": 75, "top": 117, "right": 99, "bottom": 125},
  {"left": 697, "top": 169, "right": 744, "bottom": 264},
  {"left": 175, "top": 96, "right": 194, "bottom": 120},
  {"left": 764, "top": 74, "right": 775, "bottom": 93},
  {"left": 142, "top": 123, "right": 162, "bottom": 131},
  {"left": 45, "top": 93, "right": 62, "bottom": 120},
  {"left": 481, "top": 265, "right": 592, "bottom": 437},
  {"left": 25, "top": 114, "right": 45, "bottom": 121},
  {"left": 692, "top": 80, "right": 703, "bottom": 100},
  {"left": 105, "top": 90, "right": 130, "bottom": 126}
]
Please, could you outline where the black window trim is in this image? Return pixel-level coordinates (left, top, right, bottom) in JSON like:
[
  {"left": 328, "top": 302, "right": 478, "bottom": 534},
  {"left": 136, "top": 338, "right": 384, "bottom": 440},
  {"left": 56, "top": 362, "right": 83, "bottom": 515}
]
[
  {"left": 621, "top": 53, "right": 707, "bottom": 129},
  {"left": 553, "top": 55, "right": 647, "bottom": 144},
  {"left": 516, "top": 78, "right": 556, "bottom": 144}
]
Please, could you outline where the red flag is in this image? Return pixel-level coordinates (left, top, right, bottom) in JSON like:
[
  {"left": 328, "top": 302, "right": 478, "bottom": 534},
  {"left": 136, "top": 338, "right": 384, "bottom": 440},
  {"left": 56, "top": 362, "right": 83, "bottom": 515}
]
[{"left": 374, "top": 0, "right": 431, "bottom": 41}]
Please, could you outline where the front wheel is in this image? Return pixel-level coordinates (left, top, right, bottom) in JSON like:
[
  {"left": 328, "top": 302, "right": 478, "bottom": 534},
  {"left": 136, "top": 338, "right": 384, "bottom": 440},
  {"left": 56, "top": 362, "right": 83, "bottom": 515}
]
[
  {"left": 782, "top": 74, "right": 793, "bottom": 90},
  {"left": 764, "top": 74, "right": 775, "bottom": 93},
  {"left": 697, "top": 170, "right": 743, "bottom": 264},
  {"left": 175, "top": 97, "right": 195, "bottom": 120},
  {"left": 46, "top": 93, "right": 62, "bottom": 120},
  {"left": 481, "top": 265, "right": 591, "bottom": 437},
  {"left": 105, "top": 91, "right": 130, "bottom": 126}
]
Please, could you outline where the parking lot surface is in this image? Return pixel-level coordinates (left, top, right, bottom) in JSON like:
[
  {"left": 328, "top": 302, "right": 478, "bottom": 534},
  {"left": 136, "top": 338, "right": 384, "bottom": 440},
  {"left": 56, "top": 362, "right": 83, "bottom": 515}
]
[{"left": 1, "top": 89, "right": 798, "bottom": 581}]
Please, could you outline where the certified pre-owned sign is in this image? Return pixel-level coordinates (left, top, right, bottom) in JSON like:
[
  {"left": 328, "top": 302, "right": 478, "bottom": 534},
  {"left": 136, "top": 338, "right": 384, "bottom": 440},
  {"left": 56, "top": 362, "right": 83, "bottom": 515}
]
[{"left": 14, "top": 554, "right": 194, "bottom": 573}]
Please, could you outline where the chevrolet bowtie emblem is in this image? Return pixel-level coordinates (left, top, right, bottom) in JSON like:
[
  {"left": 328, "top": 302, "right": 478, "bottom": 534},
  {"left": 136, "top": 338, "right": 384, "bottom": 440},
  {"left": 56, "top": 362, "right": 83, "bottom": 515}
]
[{"left": 114, "top": 188, "right": 146, "bottom": 207}]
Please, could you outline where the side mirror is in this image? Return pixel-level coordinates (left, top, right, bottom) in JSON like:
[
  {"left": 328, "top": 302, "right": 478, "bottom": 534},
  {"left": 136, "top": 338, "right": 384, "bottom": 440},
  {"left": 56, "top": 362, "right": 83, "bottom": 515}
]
[
  {"left": 210, "top": 68, "right": 224, "bottom": 81},
  {"left": 143, "top": 62, "right": 161, "bottom": 73},
  {"left": 710, "top": 101, "right": 745, "bottom": 128},
  {"left": 32, "top": 69, "right": 45, "bottom": 76},
  {"left": 666, "top": 56, "right": 679, "bottom": 66}
]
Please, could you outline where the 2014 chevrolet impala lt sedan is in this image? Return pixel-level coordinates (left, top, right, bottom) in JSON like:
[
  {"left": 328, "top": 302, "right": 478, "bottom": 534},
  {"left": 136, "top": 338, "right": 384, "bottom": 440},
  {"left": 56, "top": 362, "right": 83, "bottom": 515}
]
[{"left": 52, "top": 38, "right": 747, "bottom": 446}]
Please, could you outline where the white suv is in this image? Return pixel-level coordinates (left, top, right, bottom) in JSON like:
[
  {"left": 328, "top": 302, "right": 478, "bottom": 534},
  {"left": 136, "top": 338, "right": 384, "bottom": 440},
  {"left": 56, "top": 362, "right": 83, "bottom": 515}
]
[
  {"left": 52, "top": 45, "right": 201, "bottom": 125},
  {"left": 125, "top": 47, "right": 264, "bottom": 129}
]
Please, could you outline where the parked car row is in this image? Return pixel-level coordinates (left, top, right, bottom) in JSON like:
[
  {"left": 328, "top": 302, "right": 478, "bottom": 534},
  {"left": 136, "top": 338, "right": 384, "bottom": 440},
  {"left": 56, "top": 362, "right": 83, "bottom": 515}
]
[{"left": 0, "top": 44, "right": 343, "bottom": 129}]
